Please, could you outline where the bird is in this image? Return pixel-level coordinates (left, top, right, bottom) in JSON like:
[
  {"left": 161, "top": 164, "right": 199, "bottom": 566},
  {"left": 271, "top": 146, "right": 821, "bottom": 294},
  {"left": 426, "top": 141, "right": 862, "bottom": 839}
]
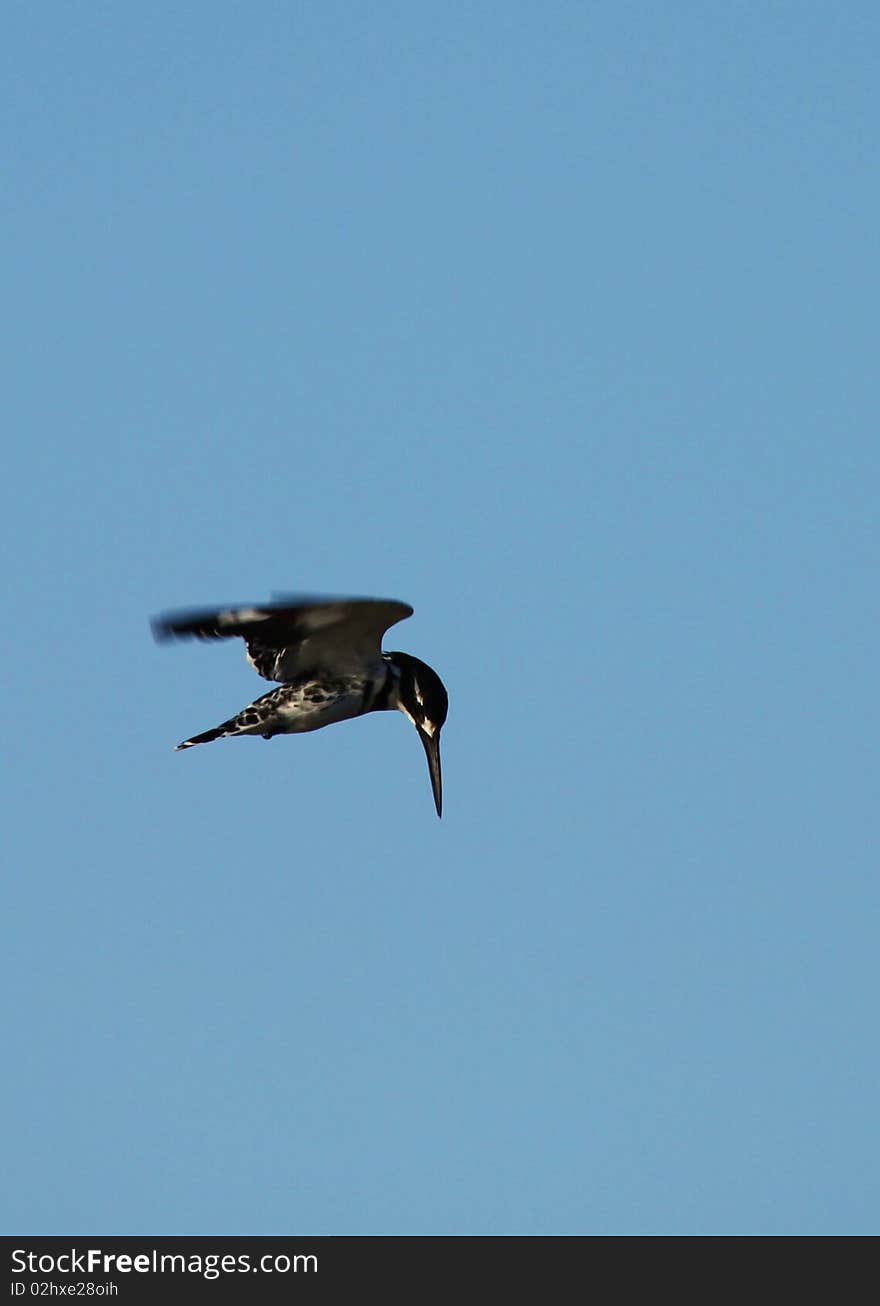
[{"left": 151, "top": 593, "right": 448, "bottom": 817}]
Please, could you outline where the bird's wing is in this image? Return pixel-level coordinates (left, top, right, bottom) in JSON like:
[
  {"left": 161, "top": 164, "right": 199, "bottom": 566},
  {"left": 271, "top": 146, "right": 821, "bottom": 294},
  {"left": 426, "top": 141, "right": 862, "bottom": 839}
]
[{"left": 151, "top": 594, "right": 413, "bottom": 682}]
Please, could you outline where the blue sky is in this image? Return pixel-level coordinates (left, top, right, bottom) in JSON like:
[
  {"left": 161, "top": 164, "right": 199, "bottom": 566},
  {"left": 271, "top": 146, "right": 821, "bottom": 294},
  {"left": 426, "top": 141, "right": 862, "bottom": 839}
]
[{"left": 3, "top": 2, "right": 878, "bottom": 1235}]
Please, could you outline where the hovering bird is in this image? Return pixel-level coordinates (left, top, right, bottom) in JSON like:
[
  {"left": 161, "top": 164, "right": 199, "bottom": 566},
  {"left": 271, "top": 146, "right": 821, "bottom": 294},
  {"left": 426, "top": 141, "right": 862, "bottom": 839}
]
[{"left": 151, "top": 593, "right": 448, "bottom": 817}]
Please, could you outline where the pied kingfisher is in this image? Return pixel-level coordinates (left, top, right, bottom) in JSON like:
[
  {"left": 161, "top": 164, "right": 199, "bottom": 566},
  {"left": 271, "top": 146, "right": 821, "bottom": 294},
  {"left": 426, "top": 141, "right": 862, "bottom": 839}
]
[{"left": 151, "top": 593, "right": 449, "bottom": 817}]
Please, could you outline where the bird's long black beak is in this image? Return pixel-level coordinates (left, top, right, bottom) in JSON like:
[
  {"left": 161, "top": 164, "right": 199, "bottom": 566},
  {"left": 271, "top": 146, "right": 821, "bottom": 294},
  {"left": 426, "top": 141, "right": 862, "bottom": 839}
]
[{"left": 417, "top": 725, "right": 443, "bottom": 818}]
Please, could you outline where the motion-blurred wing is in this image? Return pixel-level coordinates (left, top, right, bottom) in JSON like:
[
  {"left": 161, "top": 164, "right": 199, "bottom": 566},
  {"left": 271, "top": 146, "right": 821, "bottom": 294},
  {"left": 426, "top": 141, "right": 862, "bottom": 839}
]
[{"left": 151, "top": 594, "right": 413, "bottom": 682}]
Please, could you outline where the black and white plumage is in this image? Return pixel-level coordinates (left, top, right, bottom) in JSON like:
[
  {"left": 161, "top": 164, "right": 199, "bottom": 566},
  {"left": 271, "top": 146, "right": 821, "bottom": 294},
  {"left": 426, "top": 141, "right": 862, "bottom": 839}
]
[{"left": 151, "top": 594, "right": 448, "bottom": 817}]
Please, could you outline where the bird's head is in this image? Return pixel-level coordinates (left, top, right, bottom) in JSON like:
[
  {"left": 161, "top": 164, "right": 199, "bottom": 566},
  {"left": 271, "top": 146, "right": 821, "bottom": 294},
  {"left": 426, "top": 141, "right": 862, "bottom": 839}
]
[{"left": 386, "top": 652, "right": 448, "bottom": 818}]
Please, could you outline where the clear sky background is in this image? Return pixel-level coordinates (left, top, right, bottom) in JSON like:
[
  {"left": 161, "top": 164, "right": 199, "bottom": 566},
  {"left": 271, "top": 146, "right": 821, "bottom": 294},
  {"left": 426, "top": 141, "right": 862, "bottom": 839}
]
[{"left": 3, "top": 2, "right": 878, "bottom": 1236}]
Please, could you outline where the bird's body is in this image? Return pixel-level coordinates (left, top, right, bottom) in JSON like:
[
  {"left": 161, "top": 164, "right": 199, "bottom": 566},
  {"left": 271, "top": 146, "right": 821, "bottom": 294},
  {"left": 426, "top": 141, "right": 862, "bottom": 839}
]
[
  {"left": 177, "top": 665, "right": 392, "bottom": 747},
  {"left": 151, "top": 594, "right": 448, "bottom": 815}
]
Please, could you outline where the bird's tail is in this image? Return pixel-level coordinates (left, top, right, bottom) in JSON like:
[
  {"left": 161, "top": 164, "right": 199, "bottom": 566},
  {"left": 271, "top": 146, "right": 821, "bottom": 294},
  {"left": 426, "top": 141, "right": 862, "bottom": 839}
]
[
  {"left": 175, "top": 717, "right": 247, "bottom": 749},
  {"left": 174, "top": 695, "right": 276, "bottom": 749},
  {"left": 176, "top": 725, "right": 230, "bottom": 749}
]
